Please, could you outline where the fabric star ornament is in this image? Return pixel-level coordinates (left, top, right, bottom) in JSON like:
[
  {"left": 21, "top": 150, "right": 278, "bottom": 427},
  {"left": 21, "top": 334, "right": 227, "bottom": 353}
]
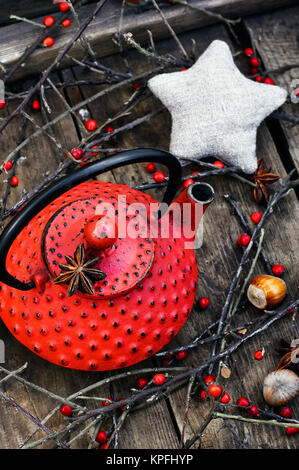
[{"left": 148, "top": 40, "right": 287, "bottom": 174}]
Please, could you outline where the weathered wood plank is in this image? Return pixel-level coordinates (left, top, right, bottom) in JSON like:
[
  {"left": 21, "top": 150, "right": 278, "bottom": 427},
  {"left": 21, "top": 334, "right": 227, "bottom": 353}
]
[
  {"left": 0, "top": 0, "right": 297, "bottom": 82},
  {"left": 245, "top": 5, "right": 299, "bottom": 173}
]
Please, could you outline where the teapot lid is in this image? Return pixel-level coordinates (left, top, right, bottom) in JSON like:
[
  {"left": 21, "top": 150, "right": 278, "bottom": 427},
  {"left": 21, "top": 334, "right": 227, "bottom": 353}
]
[{"left": 41, "top": 187, "right": 155, "bottom": 298}]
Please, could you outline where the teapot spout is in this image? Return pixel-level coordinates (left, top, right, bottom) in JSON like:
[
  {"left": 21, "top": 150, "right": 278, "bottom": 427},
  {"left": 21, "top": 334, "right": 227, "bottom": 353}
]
[{"left": 174, "top": 182, "right": 214, "bottom": 241}]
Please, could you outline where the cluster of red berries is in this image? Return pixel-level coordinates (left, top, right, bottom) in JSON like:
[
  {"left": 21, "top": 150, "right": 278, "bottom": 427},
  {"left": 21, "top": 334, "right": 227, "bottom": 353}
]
[
  {"left": 243, "top": 47, "right": 275, "bottom": 85},
  {"left": 199, "top": 375, "right": 230, "bottom": 403},
  {"left": 42, "top": 3, "right": 72, "bottom": 48},
  {"left": 237, "top": 396, "right": 259, "bottom": 417},
  {"left": 2, "top": 160, "right": 19, "bottom": 187}
]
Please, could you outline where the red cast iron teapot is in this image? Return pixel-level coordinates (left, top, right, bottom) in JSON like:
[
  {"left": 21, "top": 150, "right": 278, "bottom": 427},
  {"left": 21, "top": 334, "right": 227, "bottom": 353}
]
[{"left": 0, "top": 149, "right": 214, "bottom": 371}]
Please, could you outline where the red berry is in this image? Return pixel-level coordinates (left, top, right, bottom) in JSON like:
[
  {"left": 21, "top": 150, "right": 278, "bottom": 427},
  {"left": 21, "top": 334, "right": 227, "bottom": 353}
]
[
  {"left": 264, "top": 77, "right": 275, "bottom": 85},
  {"left": 10, "top": 176, "right": 19, "bottom": 187},
  {"left": 105, "top": 125, "right": 114, "bottom": 133},
  {"left": 250, "top": 211, "right": 262, "bottom": 224},
  {"left": 220, "top": 392, "right": 230, "bottom": 404},
  {"left": 43, "top": 16, "right": 55, "bottom": 27},
  {"left": 249, "top": 57, "right": 259, "bottom": 67},
  {"left": 236, "top": 234, "right": 251, "bottom": 247},
  {"left": 248, "top": 405, "right": 259, "bottom": 417},
  {"left": 287, "top": 308, "right": 295, "bottom": 315},
  {"left": 0, "top": 100, "right": 6, "bottom": 110},
  {"left": 208, "top": 384, "right": 222, "bottom": 398},
  {"left": 146, "top": 162, "right": 155, "bottom": 173},
  {"left": 199, "top": 297, "right": 210, "bottom": 309},
  {"left": 204, "top": 374, "right": 215, "bottom": 385},
  {"left": 191, "top": 170, "right": 200, "bottom": 175},
  {"left": 254, "top": 350, "right": 264, "bottom": 361},
  {"left": 272, "top": 264, "right": 285, "bottom": 276},
  {"left": 118, "top": 398, "right": 127, "bottom": 411},
  {"left": 244, "top": 47, "right": 254, "bottom": 57},
  {"left": 3, "top": 160, "right": 12, "bottom": 171},
  {"left": 153, "top": 373, "right": 166, "bottom": 386},
  {"left": 99, "top": 443, "right": 110, "bottom": 449},
  {"left": 59, "top": 2, "right": 70, "bottom": 12},
  {"left": 286, "top": 427, "right": 299, "bottom": 435},
  {"left": 280, "top": 407, "right": 292, "bottom": 419},
  {"left": 176, "top": 350, "right": 187, "bottom": 360},
  {"left": 153, "top": 171, "right": 165, "bottom": 183},
  {"left": 137, "top": 377, "right": 149, "bottom": 389},
  {"left": 213, "top": 160, "right": 224, "bottom": 168},
  {"left": 101, "top": 398, "right": 112, "bottom": 407},
  {"left": 181, "top": 68, "right": 188, "bottom": 71},
  {"left": 60, "top": 404, "right": 73, "bottom": 417},
  {"left": 32, "top": 99, "right": 41, "bottom": 111},
  {"left": 254, "top": 75, "right": 263, "bottom": 83},
  {"left": 95, "top": 430, "right": 107, "bottom": 444},
  {"left": 237, "top": 397, "right": 249, "bottom": 407},
  {"left": 132, "top": 82, "right": 141, "bottom": 90},
  {"left": 183, "top": 178, "right": 194, "bottom": 189},
  {"left": 71, "top": 147, "right": 83, "bottom": 160},
  {"left": 62, "top": 18, "right": 72, "bottom": 28},
  {"left": 200, "top": 390, "right": 208, "bottom": 401},
  {"left": 85, "top": 119, "right": 97, "bottom": 131},
  {"left": 43, "top": 36, "right": 55, "bottom": 47},
  {"left": 250, "top": 68, "right": 258, "bottom": 75},
  {"left": 91, "top": 145, "right": 99, "bottom": 157}
]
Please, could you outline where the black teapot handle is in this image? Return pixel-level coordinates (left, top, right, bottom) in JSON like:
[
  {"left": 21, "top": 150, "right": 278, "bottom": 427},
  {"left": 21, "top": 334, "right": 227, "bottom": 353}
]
[{"left": 0, "top": 148, "right": 182, "bottom": 291}]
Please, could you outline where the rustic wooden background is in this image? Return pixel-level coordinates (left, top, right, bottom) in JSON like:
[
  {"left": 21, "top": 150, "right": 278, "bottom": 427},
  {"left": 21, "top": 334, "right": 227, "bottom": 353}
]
[{"left": 0, "top": 0, "right": 298, "bottom": 449}]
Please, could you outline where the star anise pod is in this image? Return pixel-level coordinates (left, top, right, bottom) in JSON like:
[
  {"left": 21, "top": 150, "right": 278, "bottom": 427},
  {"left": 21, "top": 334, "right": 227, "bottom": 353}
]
[
  {"left": 53, "top": 243, "right": 106, "bottom": 296},
  {"left": 250, "top": 158, "right": 280, "bottom": 203}
]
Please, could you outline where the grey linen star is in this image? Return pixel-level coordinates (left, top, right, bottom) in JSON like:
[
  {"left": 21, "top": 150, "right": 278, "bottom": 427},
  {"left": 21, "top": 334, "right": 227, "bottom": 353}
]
[{"left": 148, "top": 40, "right": 287, "bottom": 174}]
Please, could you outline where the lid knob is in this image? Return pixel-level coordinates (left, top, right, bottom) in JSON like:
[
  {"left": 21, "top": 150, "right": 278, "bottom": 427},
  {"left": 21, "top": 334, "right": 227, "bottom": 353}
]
[{"left": 84, "top": 215, "right": 118, "bottom": 251}]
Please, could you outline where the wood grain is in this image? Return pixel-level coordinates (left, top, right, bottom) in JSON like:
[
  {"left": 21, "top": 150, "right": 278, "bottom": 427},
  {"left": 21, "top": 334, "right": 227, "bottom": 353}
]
[
  {"left": 0, "top": 0, "right": 297, "bottom": 82},
  {"left": 245, "top": 5, "right": 299, "bottom": 173}
]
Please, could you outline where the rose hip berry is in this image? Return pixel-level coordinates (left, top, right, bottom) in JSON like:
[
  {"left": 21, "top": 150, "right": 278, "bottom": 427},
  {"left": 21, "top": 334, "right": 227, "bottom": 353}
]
[
  {"left": 213, "top": 160, "right": 224, "bottom": 168},
  {"left": 0, "top": 100, "right": 6, "bottom": 110},
  {"left": 176, "top": 350, "right": 187, "bottom": 360},
  {"left": 280, "top": 407, "right": 292, "bottom": 419},
  {"left": 220, "top": 392, "right": 230, "bottom": 404},
  {"left": 10, "top": 176, "right": 19, "bottom": 187},
  {"left": 85, "top": 119, "right": 97, "bottom": 131},
  {"left": 272, "top": 264, "right": 285, "bottom": 276},
  {"left": 237, "top": 234, "right": 251, "bottom": 247},
  {"left": 43, "top": 36, "right": 55, "bottom": 47},
  {"left": 153, "top": 171, "right": 165, "bottom": 183},
  {"left": 95, "top": 430, "right": 107, "bottom": 444},
  {"left": 153, "top": 373, "right": 166, "bottom": 386},
  {"left": 204, "top": 374, "right": 215, "bottom": 385},
  {"left": 264, "top": 77, "right": 275, "bottom": 85},
  {"left": 200, "top": 390, "right": 208, "bottom": 401},
  {"left": 249, "top": 57, "right": 259, "bottom": 67},
  {"left": 102, "top": 398, "right": 112, "bottom": 407},
  {"left": 199, "top": 297, "right": 210, "bottom": 309},
  {"left": 286, "top": 427, "right": 299, "bottom": 435},
  {"left": 62, "top": 18, "right": 72, "bottom": 28},
  {"left": 137, "top": 377, "right": 149, "bottom": 389},
  {"left": 146, "top": 162, "right": 155, "bottom": 173},
  {"left": 237, "top": 397, "right": 249, "bottom": 407},
  {"left": 255, "top": 75, "right": 263, "bottom": 83},
  {"left": 248, "top": 405, "right": 259, "bottom": 417},
  {"left": 244, "top": 47, "right": 254, "bottom": 57},
  {"left": 3, "top": 160, "right": 12, "bottom": 171},
  {"left": 43, "top": 16, "right": 55, "bottom": 27},
  {"left": 254, "top": 350, "right": 264, "bottom": 361},
  {"left": 250, "top": 211, "right": 262, "bottom": 224},
  {"left": 208, "top": 384, "right": 222, "bottom": 398},
  {"left": 105, "top": 125, "right": 114, "bottom": 133},
  {"left": 183, "top": 178, "right": 194, "bottom": 189},
  {"left": 59, "top": 2, "right": 70, "bottom": 12},
  {"left": 71, "top": 147, "right": 83, "bottom": 160},
  {"left": 60, "top": 404, "right": 73, "bottom": 417},
  {"left": 32, "top": 99, "right": 41, "bottom": 111}
]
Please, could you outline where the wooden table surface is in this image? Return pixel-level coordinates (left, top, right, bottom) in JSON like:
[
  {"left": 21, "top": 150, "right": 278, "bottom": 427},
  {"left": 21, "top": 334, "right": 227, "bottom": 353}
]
[{"left": 0, "top": 1, "right": 298, "bottom": 449}]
